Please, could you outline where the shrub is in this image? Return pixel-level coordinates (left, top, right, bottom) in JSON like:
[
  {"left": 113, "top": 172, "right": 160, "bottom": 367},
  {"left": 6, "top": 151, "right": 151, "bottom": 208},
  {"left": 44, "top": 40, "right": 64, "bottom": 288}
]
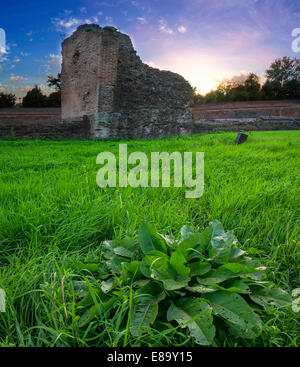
[{"left": 70, "top": 220, "right": 292, "bottom": 345}]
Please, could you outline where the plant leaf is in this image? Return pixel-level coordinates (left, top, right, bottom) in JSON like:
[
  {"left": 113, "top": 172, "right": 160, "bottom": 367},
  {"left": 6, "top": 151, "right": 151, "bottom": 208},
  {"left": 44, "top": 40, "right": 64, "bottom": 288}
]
[
  {"left": 139, "top": 223, "right": 167, "bottom": 255},
  {"left": 167, "top": 298, "right": 215, "bottom": 345},
  {"left": 208, "top": 231, "right": 235, "bottom": 264},
  {"left": 205, "top": 291, "right": 262, "bottom": 339},
  {"left": 197, "top": 263, "right": 258, "bottom": 285},
  {"left": 170, "top": 250, "right": 190, "bottom": 277},
  {"left": 130, "top": 296, "right": 159, "bottom": 337},
  {"left": 180, "top": 225, "right": 194, "bottom": 240},
  {"left": 250, "top": 286, "right": 292, "bottom": 309},
  {"left": 188, "top": 262, "right": 211, "bottom": 277},
  {"left": 150, "top": 257, "right": 190, "bottom": 290}
]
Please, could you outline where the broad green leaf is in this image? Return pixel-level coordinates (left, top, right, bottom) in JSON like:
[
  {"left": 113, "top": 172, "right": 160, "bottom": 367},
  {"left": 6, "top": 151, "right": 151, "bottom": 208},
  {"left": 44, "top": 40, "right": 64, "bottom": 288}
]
[
  {"left": 208, "top": 231, "right": 235, "bottom": 264},
  {"left": 127, "top": 261, "right": 143, "bottom": 280},
  {"left": 138, "top": 223, "right": 167, "bottom": 254},
  {"left": 167, "top": 298, "right": 215, "bottom": 345},
  {"left": 188, "top": 226, "right": 213, "bottom": 261},
  {"left": 145, "top": 250, "right": 169, "bottom": 260},
  {"left": 150, "top": 258, "right": 190, "bottom": 290},
  {"left": 210, "top": 219, "right": 225, "bottom": 237},
  {"left": 250, "top": 286, "right": 292, "bottom": 309},
  {"left": 130, "top": 296, "right": 159, "bottom": 337},
  {"left": 188, "top": 262, "right": 211, "bottom": 277},
  {"left": 205, "top": 291, "right": 262, "bottom": 339},
  {"left": 74, "top": 262, "right": 99, "bottom": 272},
  {"left": 141, "top": 251, "right": 169, "bottom": 278},
  {"left": 180, "top": 225, "right": 194, "bottom": 240},
  {"left": 107, "top": 255, "right": 130, "bottom": 274},
  {"left": 197, "top": 263, "right": 258, "bottom": 285},
  {"left": 211, "top": 279, "right": 250, "bottom": 294},
  {"left": 170, "top": 250, "right": 190, "bottom": 277},
  {"left": 113, "top": 246, "right": 133, "bottom": 258},
  {"left": 229, "top": 247, "right": 246, "bottom": 260},
  {"left": 130, "top": 282, "right": 165, "bottom": 337},
  {"left": 137, "top": 280, "right": 165, "bottom": 300}
]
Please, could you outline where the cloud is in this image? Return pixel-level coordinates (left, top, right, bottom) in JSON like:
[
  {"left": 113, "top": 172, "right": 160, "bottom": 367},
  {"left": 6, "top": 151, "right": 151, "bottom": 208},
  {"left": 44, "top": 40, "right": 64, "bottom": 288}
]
[
  {"left": 9, "top": 76, "right": 28, "bottom": 83},
  {"left": 52, "top": 14, "right": 101, "bottom": 35},
  {"left": 52, "top": 16, "right": 81, "bottom": 30},
  {"left": 46, "top": 54, "right": 62, "bottom": 71},
  {"left": 80, "top": 7, "right": 87, "bottom": 14},
  {"left": 105, "top": 16, "right": 114, "bottom": 25},
  {"left": 178, "top": 26, "right": 187, "bottom": 33},
  {"left": 158, "top": 18, "right": 174, "bottom": 35},
  {"left": 137, "top": 17, "right": 147, "bottom": 24},
  {"left": 13, "top": 57, "right": 20, "bottom": 63}
]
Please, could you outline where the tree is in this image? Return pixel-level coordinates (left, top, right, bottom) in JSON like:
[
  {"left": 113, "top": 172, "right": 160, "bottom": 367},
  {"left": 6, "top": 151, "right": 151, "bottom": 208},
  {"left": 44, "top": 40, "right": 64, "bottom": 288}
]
[
  {"left": 22, "top": 86, "right": 47, "bottom": 107},
  {"left": 47, "top": 91, "right": 61, "bottom": 107},
  {"left": 261, "top": 80, "right": 281, "bottom": 100},
  {"left": 0, "top": 92, "right": 16, "bottom": 108},
  {"left": 244, "top": 73, "right": 260, "bottom": 100},
  {"left": 47, "top": 74, "right": 61, "bottom": 91},
  {"left": 266, "top": 56, "right": 300, "bottom": 84},
  {"left": 281, "top": 79, "right": 300, "bottom": 99}
]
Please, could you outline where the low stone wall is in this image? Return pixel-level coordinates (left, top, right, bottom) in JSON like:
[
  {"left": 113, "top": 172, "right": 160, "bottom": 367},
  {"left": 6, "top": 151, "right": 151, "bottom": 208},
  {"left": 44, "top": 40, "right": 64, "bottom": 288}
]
[
  {"left": 0, "top": 106, "right": 300, "bottom": 139},
  {"left": 193, "top": 100, "right": 300, "bottom": 120},
  {"left": 191, "top": 117, "right": 300, "bottom": 133},
  {"left": 0, "top": 108, "right": 89, "bottom": 139}
]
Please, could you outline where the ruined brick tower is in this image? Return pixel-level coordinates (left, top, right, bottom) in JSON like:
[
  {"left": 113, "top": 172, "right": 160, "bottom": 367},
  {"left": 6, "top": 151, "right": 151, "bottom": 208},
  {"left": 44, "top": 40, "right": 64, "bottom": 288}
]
[{"left": 61, "top": 24, "right": 194, "bottom": 138}]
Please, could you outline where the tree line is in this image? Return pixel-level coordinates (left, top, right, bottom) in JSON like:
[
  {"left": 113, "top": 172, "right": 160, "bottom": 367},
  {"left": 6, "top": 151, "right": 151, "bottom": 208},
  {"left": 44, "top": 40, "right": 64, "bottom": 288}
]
[
  {"left": 0, "top": 75, "right": 61, "bottom": 108},
  {"left": 193, "top": 56, "right": 300, "bottom": 104}
]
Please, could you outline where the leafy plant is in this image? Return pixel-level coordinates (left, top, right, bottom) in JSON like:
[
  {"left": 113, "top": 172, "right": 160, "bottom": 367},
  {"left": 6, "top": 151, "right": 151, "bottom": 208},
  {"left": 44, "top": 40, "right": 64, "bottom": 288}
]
[{"left": 72, "top": 220, "right": 292, "bottom": 346}]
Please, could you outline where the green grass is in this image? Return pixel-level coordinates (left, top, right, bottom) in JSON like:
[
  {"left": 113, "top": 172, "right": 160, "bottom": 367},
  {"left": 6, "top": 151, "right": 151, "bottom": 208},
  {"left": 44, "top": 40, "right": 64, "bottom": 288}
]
[{"left": 0, "top": 130, "right": 299, "bottom": 347}]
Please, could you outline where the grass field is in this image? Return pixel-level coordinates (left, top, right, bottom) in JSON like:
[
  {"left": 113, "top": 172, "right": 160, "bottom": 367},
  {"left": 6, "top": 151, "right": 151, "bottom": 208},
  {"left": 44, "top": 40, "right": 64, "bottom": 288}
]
[{"left": 0, "top": 130, "right": 299, "bottom": 347}]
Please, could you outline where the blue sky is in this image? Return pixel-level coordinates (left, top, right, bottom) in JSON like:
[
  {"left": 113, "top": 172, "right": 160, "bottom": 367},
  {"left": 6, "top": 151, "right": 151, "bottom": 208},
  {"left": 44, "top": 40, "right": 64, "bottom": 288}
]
[{"left": 1, "top": 0, "right": 300, "bottom": 98}]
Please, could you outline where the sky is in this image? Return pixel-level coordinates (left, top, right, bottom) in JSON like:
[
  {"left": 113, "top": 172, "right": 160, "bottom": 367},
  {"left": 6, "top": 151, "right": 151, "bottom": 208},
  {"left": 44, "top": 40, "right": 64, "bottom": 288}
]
[{"left": 1, "top": 0, "right": 300, "bottom": 99}]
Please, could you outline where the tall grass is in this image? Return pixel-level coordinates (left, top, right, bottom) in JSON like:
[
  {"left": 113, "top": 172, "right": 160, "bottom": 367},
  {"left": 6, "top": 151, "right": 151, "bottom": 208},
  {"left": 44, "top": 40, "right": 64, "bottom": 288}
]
[{"left": 0, "top": 130, "right": 299, "bottom": 346}]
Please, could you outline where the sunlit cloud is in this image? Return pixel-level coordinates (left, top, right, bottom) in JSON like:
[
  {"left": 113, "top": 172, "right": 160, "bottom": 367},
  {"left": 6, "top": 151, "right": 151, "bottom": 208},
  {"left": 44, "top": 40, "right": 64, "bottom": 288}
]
[
  {"left": 177, "top": 26, "right": 186, "bottom": 33},
  {"left": 158, "top": 18, "right": 174, "bottom": 35},
  {"left": 9, "top": 76, "right": 28, "bottom": 83}
]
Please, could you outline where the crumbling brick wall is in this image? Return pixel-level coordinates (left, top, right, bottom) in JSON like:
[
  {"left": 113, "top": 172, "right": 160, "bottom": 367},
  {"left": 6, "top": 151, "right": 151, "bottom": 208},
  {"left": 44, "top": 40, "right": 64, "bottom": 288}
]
[{"left": 61, "top": 24, "right": 194, "bottom": 138}]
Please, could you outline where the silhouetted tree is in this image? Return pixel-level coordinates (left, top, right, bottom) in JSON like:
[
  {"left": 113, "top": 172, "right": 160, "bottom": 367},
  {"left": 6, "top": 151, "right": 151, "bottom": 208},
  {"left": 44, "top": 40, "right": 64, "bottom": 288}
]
[
  {"left": 47, "top": 91, "right": 61, "bottom": 107},
  {"left": 244, "top": 73, "right": 260, "bottom": 100},
  {"left": 0, "top": 92, "right": 16, "bottom": 108},
  {"left": 47, "top": 74, "right": 61, "bottom": 90},
  {"left": 22, "top": 86, "right": 47, "bottom": 107}
]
